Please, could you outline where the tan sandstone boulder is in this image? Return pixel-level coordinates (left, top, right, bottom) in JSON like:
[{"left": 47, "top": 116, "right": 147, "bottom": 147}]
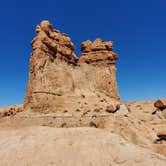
[{"left": 154, "top": 99, "right": 166, "bottom": 110}]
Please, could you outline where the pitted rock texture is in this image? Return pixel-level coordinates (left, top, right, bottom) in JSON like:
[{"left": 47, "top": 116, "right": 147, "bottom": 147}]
[
  {"left": 79, "top": 38, "right": 118, "bottom": 65},
  {"left": 24, "top": 20, "right": 120, "bottom": 113},
  {"left": 0, "top": 105, "right": 23, "bottom": 118}
]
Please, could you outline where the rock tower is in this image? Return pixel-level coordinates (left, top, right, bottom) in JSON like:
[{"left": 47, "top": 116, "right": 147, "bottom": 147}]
[{"left": 24, "top": 20, "right": 120, "bottom": 114}]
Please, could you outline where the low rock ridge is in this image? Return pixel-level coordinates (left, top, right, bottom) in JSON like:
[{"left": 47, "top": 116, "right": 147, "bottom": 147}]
[{"left": 24, "top": 20, "right": 120, "bottom": 113}]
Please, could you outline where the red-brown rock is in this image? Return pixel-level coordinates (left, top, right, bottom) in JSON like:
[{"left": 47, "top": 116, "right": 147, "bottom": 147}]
[{"left": 154, "top": 99, "right": 166, "bottom": 109}]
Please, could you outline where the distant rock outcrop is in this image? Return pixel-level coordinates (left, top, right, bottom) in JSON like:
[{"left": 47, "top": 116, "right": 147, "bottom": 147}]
[
  {"left": 153, "top": 99, "right": 166, "bottom": 119},
  {"left": 24, "top": 20, "right": 120, "bottom": 113},
  {"left": 154, "top": 99, "right": 166, "bottom": 110}
]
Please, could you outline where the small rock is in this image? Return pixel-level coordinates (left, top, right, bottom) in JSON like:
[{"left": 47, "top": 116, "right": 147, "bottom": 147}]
[
  {"left": 94, "top": 108, "right": 100, "bottom": 112},
  {"left": 154, "top": 99, "right": 166, "bottom": 110},
  {"left": 105, "top": 105, "right": 116, "bottom": 113},
  {"left": 81, "top": 94, "right": 85, "bottom": 98},
  {"left": 75, "top": 109, "right": 81, "bottom": 112},
  {"left": 115, "top": 104, "right": 129, "bottom": 116},
  {"left": 89, "top": 121, "right": 98, "bottom": 128},
  {"left": 157, "top": 130, "right": 166, "bottom": 140}
]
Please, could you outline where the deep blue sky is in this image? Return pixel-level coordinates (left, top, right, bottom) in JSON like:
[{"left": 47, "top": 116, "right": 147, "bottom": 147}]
[{"left": 0, "top": 0, "right": 166, "bottom": 106}]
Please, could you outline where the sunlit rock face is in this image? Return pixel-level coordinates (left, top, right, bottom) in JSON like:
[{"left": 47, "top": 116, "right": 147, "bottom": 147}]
[{"left": 24, "top": 20, "right": 120, "bottom": 113}]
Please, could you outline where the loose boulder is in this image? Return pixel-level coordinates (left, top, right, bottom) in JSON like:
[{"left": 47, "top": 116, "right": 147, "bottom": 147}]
[
  {"left": 154, "top": 99, "right": 166, "bottom": 110},
  {"left": 157, "top": 130, "right": 166, "bottom": 140}
]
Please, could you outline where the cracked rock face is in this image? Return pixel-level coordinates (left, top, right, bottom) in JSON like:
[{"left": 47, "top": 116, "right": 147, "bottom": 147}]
[{"left": 24, "top": 20, "right": 120, "bottom": 113}]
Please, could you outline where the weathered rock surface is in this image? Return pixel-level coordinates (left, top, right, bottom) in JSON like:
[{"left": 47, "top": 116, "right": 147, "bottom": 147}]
[
  {"left": 0, "top": 126, "right": 165, "bottom": 166},
  {"left": 0, "top": 105, "right": 23, "bottom": 118},
  {"left": 1, "top": 100, "right": 166, "bottom": 157},
  {"left": 79, "top": 38, "right": 118, "bottom": 65},
  {"left": 24, "top": 20, "right": 120, "bottom": 113}
]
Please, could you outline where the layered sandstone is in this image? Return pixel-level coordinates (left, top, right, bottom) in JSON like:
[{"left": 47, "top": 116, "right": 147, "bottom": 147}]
[
  {"left": 24, "top": 20, "right": 120, "bottom": 113},
  {"left": 79, "top": 38, "right": 118, "bottom": 65}
]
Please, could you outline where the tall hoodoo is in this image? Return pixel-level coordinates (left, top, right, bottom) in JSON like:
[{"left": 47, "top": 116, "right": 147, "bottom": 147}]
[
  {"left": 24, "top": 20, "right": 120, "bottom": 113},
  {"left": 78, "top": 38, "right": 119, "bottom": 100}
]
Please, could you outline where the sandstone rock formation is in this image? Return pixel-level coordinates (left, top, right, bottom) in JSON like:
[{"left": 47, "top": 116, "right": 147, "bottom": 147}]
[
  {"left": 154, "top": 99, "right": 166, "bottom": 110},
  {"left": 153, "top": 99, "right": 166, "bottom": 119},
  {"left": 79, "top": 38, "right": 118, "bottom": 65},
  {"left": 24, "top": 20, "right": 120, "bottom": 114},
  {"left": 1, "top": 20, "right": 166, "bottom": 166},
  {"left": 0, "top": 105, "right": 23, "bottom": 118}
]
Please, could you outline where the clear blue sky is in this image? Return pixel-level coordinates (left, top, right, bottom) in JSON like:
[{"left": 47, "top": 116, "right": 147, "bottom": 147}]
[{"left": 0, "top": 0, "right": 166, "bottom": 106}]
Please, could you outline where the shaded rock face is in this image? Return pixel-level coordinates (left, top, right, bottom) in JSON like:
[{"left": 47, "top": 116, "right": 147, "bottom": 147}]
[{"left": 24, "top": 20, "right": 120, "bottom": 113}]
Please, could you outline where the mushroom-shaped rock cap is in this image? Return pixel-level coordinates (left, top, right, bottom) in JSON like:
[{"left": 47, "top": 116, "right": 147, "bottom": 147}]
[
  {"left": 79, "top": 38, "right": 118, "bottom": 64},
  {"left": 40, "top": 20, "right": 53, "bottom": 32}
]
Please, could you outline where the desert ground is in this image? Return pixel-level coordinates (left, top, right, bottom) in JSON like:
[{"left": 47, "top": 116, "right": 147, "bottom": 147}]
[{"left": 0, "top": 100, "right": 165, "bottom": 166}]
